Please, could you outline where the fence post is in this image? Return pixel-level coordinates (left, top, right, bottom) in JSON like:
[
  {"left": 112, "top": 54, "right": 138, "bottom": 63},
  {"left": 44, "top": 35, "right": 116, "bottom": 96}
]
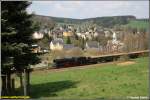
[{"left": 23, "top": 69, "right": 27, "bottom": 96}]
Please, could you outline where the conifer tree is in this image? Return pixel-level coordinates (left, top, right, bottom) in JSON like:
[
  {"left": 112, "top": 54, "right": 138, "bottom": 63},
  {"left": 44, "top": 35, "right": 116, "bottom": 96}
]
[{"left": 1, "top": 1, "right": 40, "bottom": 96}]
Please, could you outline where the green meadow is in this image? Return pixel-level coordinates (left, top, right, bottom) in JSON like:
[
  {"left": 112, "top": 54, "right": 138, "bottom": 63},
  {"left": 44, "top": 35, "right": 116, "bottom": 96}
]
[
  {"left": 28, "top": 57, "right": 149, "bottom": 99},
  {"left": 125, "top": 20, "right": 149, "bottom": 30}
]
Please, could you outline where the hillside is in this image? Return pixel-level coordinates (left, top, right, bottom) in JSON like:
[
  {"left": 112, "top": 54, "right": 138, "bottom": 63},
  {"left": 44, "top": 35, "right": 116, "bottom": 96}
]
[
  {"left": 32, "top": 15, "right": 137, "bottom": 28},
  {"left": 23, "top": 57, "right": 148, "bottom": 99},
  {"left": 123, "top": 19, "right": 149, "bottom": 30}
]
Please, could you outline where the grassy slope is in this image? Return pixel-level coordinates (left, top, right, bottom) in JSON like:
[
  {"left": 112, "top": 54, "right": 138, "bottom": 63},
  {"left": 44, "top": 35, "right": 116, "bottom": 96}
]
[
  {"left": 30, "top": 57, "right": 149, "bottom": 99},
  {"left": 124, "top": 20, "right": 149, "bottom": 30}
]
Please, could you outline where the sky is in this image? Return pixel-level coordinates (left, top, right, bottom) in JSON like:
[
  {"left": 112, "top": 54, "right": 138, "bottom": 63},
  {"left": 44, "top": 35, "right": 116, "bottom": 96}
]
[{"left": 27, "top": 1, "right": 149, "bottom": 19}]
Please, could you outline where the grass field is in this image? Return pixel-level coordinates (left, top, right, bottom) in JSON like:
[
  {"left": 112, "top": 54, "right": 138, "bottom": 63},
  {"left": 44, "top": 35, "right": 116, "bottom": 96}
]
[{"left": 29, "top": 57, "right": 148, "bottom": 99}]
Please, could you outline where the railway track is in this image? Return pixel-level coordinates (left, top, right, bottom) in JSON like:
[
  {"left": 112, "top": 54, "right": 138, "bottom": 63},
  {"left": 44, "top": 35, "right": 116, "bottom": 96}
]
[
  {"left": 32, "top": 50, "right": 149, "bottom": 71},
  {"left": 90, "top": 50, "right": 149, "bottom": 58}
]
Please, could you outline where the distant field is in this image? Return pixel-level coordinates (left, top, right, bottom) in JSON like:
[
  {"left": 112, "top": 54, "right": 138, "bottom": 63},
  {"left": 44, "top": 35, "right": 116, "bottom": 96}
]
[
  {"left": 29, "top": 57, "right": 148, "bottom": 99},
  {"left": 124, "top": 20, "right": 149, "bottom": 30}
]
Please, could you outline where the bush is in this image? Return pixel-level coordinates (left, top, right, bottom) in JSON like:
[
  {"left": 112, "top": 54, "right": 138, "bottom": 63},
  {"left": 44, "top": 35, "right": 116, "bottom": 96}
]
[
  {"left": 119, "top": 55, "right": 129, "bottom": 61},
  {"left": 66, "top": 47, "right": 83, "bottom": 57},
  {"left": 86, "top": 48, "right": 100, "bottom": 56}
]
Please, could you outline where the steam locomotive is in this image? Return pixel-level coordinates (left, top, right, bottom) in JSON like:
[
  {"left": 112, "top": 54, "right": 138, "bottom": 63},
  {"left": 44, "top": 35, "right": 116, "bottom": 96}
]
[
  {"left": 52, "top": 50, "right": 145, "bottom": 68},
  {"left": 53, "top": 57, "right": 97, "bottom": 68}
]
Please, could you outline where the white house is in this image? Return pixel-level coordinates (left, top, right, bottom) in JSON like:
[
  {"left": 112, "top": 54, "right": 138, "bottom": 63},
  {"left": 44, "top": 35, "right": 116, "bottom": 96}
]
[
  {"left": 81, "top": 34, "right": 86, "bottom": 40},
  {"left": 32, "top": 32, "right": 44, "bottom": 39},
  {"left": 76, "top": 33, "right": 82, "bottom": 37},
  {"left": 50, "top": 38, "right": 64, "bottom": 51},
  {"left": 93, "top": 32, "right": 99, "bottom": 37}
]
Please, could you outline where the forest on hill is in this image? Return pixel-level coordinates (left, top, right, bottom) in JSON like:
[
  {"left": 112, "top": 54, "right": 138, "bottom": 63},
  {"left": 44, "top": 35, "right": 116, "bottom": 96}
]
[{"left": 32, "top": 15, "right": 138, "bottom": 28}]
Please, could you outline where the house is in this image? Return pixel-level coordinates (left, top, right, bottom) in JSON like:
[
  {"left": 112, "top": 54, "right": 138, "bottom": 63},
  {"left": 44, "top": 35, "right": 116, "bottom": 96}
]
[
  {"left": 81, "top": 34, "right": 86, "bottom": 40},
  {"left": 75, "top": 31, "right": 92, "bottom": 40},
  {"left": 85, "top": 41, "right": 100, "bottom": 50},
  {"left": 104, "top": 30, "right": 112, "bottom": 37},
  {"left": 63, "top": 31, "right": 73, "bottom": 37},
  {"left": 93, "top": 32, "right": 99, "bottom": 37},
  {"left": 48, "top": 30, "right": 52, "bottom": 37},
  {"left": 32, "top": 32, "right": 44, "bottom": 39},
  {"left": 106, "top": 31, "right": 124, "bottom": 52},
  {"left": 85, "top": 33, "right": 92, "bottom": 40},
  {"left": 41, "top": 48, "right": 49, "bottom": 53},
  {"left": 85, "top": 32, "right": 89, "bottom": 35},
  {"left": 50, "top": 38, "right": 64, "bottom": 51},
  {"left": 52, "top": 29, "right": 63, "bottom": 39},
  {"left": 76, "top": 32, "right": 82, "bottom": 37},
  {"left": 30, "top": 44, "right": 41, "bottom": 53}
]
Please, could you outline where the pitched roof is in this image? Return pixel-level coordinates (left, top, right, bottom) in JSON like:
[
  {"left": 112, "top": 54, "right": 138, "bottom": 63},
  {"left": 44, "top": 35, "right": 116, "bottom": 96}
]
[
  {"left": 86, "top": 41, "right": 99, "bottom": 48},
  {"left": 51, "top": 38, "right": 64, "bottom": 45},
  {"left": 63, "top": 44, "right": 74, "bottom": 50}
]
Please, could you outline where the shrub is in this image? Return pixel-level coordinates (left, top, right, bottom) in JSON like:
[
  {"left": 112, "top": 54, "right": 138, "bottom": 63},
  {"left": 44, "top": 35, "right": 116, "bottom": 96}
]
[
  {"left": 119, "top": 55, "right": 129, "bottom": 61},
  {"left": 86, "top": 48, "right": 100, "bottom": 56}
]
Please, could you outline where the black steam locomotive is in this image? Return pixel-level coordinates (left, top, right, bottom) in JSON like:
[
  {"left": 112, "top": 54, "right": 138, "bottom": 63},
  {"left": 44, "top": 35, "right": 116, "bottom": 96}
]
[
  {"left": 52, "top": 50, "right": 147, "bottom": 68},
  {"left": 53, "top": 57, "right": 97, "bottom": 68}
]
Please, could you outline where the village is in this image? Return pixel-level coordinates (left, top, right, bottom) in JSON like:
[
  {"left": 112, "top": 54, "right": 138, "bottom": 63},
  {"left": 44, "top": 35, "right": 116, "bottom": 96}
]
[
  {"left": 32, "top": 25, "right": 125, "bottom": 53},
  {"left": 31, "top": 24, "right": 148, "bottom": 68}
]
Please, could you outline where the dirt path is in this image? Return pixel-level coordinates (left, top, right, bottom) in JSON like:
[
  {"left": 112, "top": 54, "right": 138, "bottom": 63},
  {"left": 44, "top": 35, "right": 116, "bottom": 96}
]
[{"left": 117, "top": 61, "right": 135, "bottom": 66}]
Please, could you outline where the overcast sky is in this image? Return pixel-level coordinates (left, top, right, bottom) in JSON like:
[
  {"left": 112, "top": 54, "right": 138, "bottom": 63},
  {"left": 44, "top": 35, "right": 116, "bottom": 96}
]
[{"left": 27, "top": 1, "right": 149, "bottom": 19}]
